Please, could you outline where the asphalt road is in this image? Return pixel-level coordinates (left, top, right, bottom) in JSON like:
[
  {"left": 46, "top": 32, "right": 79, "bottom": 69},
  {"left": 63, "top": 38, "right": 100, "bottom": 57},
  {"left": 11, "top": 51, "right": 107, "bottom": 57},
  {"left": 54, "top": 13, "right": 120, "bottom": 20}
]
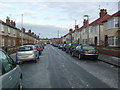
[{"left": 18, "top": 45, "right": 118, "bottom": 88}]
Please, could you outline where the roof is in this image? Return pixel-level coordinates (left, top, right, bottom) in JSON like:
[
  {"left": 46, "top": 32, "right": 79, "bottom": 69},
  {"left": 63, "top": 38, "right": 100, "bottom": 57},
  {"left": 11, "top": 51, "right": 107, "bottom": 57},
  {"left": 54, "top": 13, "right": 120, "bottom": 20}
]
[
  {"left": 77, "top": 14, "right": 111, "bottom": 32},
  {"left": 106, "top": 10, "right": 120, "bottom": 20},
  {"left": 89, "top": 14, "right": 111, "bottom": 26}
]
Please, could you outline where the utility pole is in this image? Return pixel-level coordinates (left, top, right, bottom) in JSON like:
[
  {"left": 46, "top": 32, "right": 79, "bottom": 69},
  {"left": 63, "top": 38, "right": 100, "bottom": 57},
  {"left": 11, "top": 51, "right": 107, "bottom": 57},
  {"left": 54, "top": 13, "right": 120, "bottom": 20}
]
[
  {"left": 58, "top": 30, "right": 60, "bottom": 43},
  {"left": 21, "top": 14, "right": 23, "bottom": 46},
  {"left": 75, "top": 19, "right": 77, "bottom": 44}
]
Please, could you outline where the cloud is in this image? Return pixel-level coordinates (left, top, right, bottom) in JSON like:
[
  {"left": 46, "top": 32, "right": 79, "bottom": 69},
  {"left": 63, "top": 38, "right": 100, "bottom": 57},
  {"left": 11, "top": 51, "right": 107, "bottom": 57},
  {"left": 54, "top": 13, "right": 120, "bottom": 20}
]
[
  {"left": 16, "top": 23, "right": 68, "bottom": 38},
  {"left": 0, "top": 0, "right": 119, "bottom": 2},
  {"left": 0, "top": 3, "right": 12, "bottom": 8}
]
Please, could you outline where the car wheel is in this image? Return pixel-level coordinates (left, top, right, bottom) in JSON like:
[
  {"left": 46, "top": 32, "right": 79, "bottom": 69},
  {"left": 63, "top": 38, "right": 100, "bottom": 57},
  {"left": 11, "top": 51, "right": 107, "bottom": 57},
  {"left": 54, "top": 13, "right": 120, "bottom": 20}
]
[
  {"left": 71, "top": 52, "right": 74, "bottom": 57},
  {"left": 18, "top": 76, "right": 23, "bottom": 90},
  {"left": 34, "top": 57, "right": 38, "bottom": 63},
  {"left": 78, "top": 54, "right": 81, "bottom": 60}
]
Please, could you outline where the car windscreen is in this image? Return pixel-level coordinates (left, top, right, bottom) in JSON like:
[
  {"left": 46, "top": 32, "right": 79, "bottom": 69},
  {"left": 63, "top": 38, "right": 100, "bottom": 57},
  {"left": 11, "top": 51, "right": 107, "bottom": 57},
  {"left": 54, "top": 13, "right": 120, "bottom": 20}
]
[
  {"left": 71, "top": 44, "right": 78, "bottom": 48},
  {"left": 82, "top": 46, "right": 95, "bottom": 50},
  {"left": 35, "top": 45, "right": 39, "bottom": 48},
  {"left": 18, "top": 46, "right": 33, "bottom": 51}
]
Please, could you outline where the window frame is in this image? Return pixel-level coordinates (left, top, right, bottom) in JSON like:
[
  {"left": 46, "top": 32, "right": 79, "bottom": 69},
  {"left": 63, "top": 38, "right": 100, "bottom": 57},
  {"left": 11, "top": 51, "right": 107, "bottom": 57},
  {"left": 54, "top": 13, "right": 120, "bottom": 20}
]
[{"left": 1, "top": 24, "right": 4, "bottom": 32}]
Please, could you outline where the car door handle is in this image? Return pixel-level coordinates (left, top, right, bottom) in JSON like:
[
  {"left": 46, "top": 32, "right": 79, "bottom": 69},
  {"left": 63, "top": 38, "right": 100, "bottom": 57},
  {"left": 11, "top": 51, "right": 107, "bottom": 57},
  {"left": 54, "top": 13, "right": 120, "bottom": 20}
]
[{"left": 9, "top": 76, "right": 12, "bottom": 80}]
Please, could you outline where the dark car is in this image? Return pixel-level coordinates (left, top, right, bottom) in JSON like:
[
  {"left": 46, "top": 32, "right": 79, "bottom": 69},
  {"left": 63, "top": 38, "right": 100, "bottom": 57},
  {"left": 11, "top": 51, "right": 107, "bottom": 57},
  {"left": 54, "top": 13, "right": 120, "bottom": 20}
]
[
  {"left": 69, "top": 43, "right": 79, "bottom": 54},
  {"left": 52, "top": 43, "right": 59, "bottom": 47},
  {"left": 71, "top": 45, "right": 99, "bottom": 60},
  {"left": 62, "top": 44, "right": 69, "bottom": 51},
  {"left": 65, "top": 43, "right": 78, "bottom": 53},
  {"left": 58, "top": 43, "right": 64, "bottom": 49}
]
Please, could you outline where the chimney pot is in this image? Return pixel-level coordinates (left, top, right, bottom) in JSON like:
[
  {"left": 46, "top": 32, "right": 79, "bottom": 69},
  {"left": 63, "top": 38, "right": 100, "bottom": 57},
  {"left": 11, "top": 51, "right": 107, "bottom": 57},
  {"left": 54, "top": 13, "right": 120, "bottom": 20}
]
[
  {"left": 69, "top": 28, "right": 73, "bottom": 33},
  {"left": 100, "top": 9, "right": 107, "bottom": 18},
  {"left": 22, "top": 28, "right": 25, "bottom": 33}
]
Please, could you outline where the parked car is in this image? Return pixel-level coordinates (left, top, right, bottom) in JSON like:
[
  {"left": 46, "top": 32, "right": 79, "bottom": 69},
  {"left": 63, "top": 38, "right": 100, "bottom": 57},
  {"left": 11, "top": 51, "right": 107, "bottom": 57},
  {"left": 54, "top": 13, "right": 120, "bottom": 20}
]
[
  {"left": 52, "top": 43, "right": 59, "bottom": 47},
  {"left": 71, "top": 45, "right": 99, "bottom": 60},
  {"left": 65, "top": 43, "right": 78, "bottom": 53},
  {"left": 62, "top": 44, "right": 69, "bottom": 51},
  {"left": 40, "top": 43, "right": 45, "bottom": 50},
  {"left": 58, "top": 43, "right": 64, "bottom": 49},
  {"left": 34, "top": 44, "right": 42, "bottom": 55},
  {"left": 68, "top": 43, "right": 79, "bottom": 54},
  {"left": 0, "top": 50, "right": 22, "bottom": 89},
  {"left": 16, "top": 45, "right": 39, "bottom": 63}
]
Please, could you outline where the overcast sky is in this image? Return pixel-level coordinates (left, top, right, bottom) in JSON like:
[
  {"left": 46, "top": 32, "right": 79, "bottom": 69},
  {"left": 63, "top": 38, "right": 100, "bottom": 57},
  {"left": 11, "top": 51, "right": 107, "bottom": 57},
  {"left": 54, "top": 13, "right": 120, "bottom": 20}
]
[{"left": 0, "top": 0, "right": 119, "bottom": 38}]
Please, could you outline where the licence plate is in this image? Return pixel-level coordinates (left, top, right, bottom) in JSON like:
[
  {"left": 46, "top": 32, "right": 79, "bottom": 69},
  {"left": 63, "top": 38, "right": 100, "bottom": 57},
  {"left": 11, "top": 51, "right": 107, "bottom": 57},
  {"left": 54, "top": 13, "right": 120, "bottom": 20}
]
[
  {"left": 88, "top": 51, "right": 95, "bottom": 53},
  {"left": 21, "top": 56, "right": 29, "bottom": 59}
]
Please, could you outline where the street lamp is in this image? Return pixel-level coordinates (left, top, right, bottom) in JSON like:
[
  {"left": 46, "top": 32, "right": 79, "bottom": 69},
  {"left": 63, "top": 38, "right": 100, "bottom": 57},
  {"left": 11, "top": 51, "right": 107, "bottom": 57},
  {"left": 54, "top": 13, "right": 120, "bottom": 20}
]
[{"left": 21, "top": 14, "right": 23, "bottom": 46}]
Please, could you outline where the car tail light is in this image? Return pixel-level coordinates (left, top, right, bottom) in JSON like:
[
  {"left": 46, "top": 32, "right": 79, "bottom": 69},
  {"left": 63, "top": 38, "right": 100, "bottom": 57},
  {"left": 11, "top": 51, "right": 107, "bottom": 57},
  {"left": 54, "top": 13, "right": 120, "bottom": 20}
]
[
  {"left": 37, "top": 48, "right": 40, "bottom": 51},
  {"left": 83, "top": 50, "right": 87, "bottom": 53},
  {"left": 96, "top": 51, "right": 99, "bottom": 54}
]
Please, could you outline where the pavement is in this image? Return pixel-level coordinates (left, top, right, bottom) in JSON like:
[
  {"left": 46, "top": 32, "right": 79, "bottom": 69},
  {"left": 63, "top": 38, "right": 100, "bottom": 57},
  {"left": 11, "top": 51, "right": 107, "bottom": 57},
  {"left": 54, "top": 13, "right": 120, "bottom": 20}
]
[{"left": 98, "top": 54, "right": 120, "bottom": 67}]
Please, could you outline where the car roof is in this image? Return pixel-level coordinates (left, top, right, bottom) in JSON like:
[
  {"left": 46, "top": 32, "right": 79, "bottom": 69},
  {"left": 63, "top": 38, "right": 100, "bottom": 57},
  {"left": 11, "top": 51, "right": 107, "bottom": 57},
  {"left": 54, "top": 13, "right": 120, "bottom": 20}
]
[{"left": 20, "top": 45, "right": 35, "bottom": 47}]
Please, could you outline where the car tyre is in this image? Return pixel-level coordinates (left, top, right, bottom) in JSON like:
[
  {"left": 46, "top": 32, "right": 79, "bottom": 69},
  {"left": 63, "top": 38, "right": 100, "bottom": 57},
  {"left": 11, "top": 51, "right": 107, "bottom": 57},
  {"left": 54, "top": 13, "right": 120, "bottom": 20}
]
[
  {"left": 78, "top": 54, "right": 82, "bottom": 60},
  {"left": 71, "top": 52, "right": 74, "bottom": 57},
  {"left": 34, "top": 57, "right": 38, "bottom": 63},
  {"left": 37, "top": 55, "right": 39, "bottom": 59},
  {"left": 18, "top": 76, "right": 23, "bottom": 90}
]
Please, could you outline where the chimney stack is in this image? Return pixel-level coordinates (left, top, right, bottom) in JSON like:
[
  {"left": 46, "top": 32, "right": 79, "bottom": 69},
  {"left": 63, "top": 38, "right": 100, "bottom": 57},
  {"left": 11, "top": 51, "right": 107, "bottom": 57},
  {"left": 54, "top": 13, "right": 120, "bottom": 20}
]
[
  {"left": 22, "top": 28, "right": 25, "bottom": 33},
  {"left": 10, "top": 20, "right": 14, "bottom": 26},
  {"left": 99, "top": 9, "right": 107, "bottom": 18},
  {"left": 32, "top": 32, "right": 34, "bottom": 35},
  {"left": 6, "top": 16, "right": 10, "bottom": 25},
  {"left": 69, "top": 28, "right": 73, "bottom": 33},
  {"left": 75, "top": 25, "right": 79, "bottom": 30},
  {"left": 13, "top": 21, "right": 16, "bottom": 27},
  {"left": 83, "top": 19, "right": 89, "bottom": 26},
  {"left": 28, "top": 30, "right": 31, "bottom": 34},
  {"left": 83, "top": 15, "right": 89, "bottom": 26}
]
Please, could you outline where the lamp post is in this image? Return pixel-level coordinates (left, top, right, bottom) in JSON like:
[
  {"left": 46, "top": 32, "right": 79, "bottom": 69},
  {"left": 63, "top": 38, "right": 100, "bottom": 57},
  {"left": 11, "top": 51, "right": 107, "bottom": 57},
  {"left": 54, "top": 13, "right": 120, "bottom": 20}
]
[{"left": 21, "top": 14, "right": 23, "bottom": 46}]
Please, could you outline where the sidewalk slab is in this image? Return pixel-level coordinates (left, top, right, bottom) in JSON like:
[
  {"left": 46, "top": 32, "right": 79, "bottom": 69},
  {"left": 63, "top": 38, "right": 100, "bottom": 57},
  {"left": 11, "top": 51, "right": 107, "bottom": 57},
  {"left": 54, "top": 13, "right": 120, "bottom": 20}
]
[{"left": 98, "top": 54, "right": 120, "bottom": 67}]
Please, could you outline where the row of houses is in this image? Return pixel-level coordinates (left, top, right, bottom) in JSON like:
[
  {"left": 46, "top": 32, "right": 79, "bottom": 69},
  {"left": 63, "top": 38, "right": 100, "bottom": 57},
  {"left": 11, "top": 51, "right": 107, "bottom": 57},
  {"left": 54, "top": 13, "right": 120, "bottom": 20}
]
[
  {"left": 0, "top": 17, "right": 40, "bottom": 54},
  {"left": 62, "top": 9, "right": 120, "bottom": 48}
]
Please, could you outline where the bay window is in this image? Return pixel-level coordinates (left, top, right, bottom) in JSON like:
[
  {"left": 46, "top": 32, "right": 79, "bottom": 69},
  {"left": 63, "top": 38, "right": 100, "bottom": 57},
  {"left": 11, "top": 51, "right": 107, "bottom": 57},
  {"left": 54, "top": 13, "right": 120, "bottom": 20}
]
[{"left": 108, "top": 36, "right": 120, "bottom": 46}]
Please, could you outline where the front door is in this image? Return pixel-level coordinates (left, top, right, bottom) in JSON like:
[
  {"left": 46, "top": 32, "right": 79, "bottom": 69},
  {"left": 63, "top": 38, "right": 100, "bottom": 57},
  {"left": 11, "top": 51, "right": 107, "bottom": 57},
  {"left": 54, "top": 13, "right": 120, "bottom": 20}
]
[{"left": 94, "top": 37, "right": 97, "bottom": 46}]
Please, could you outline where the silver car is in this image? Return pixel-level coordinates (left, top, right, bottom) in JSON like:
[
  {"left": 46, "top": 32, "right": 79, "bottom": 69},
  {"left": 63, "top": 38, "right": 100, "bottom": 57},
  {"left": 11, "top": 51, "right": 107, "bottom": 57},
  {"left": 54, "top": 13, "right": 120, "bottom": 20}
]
[
  {"left": 0, "top": 50, "right": 22, "bottom": 89},
  {"left": 16, "top": 45, "right": 39, "bottom": 63}
]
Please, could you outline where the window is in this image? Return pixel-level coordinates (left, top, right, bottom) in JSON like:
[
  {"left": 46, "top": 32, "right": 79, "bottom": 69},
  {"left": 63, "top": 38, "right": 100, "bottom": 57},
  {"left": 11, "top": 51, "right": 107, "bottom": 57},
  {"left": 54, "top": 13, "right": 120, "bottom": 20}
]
[
  {"left": 13, "top": 40, "right": 15, "bottom": 46},
  {"left": 0, "top": 51, "right": 12, "bottom": 74},
  {"left": 108, "top": 36, "right": 120, "bottom": 46},
  {"left": 20, "top": 32, "right": 21, "bottom": 36},
  {"left": 13, "top": 29, "right": 16, "bottom": 35},
  {"left": 8, "top": 40, "right": 11, "bottom": 46},
  {"left": 114, "top": 17, "right": 119, "bottom": 28},
  {"left": 8, "top": 27, "right": 10, "bottom": 34},
  {"left": 76, "top": 46, "right": 81, "bottom": 50},
  {"left": 1, "top": 24, "right": 4, "bottom": 31},
  {"left": 2, "top": 38, "right": 5, "bottom": 47}
]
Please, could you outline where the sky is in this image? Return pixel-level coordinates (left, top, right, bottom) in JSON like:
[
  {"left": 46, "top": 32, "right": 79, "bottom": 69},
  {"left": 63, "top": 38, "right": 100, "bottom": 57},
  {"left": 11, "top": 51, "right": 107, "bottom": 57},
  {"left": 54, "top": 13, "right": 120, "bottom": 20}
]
[{"left": 0, "top": 0, "right": 119, "bottom": 38}]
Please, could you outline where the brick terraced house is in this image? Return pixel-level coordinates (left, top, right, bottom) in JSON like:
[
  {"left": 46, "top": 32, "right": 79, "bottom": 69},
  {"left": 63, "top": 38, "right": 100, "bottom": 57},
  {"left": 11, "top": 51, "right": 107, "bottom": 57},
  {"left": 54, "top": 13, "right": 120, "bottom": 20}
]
[{"left": 0, "top": 17, "right": 40, "bottom": 54}]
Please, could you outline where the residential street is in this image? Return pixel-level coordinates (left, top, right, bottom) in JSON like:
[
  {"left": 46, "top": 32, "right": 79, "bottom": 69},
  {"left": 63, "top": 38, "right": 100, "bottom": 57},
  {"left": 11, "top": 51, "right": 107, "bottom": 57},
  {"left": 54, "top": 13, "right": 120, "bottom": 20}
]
[{"left": 9, "top": 45, "right": 118, "bottom": 88}]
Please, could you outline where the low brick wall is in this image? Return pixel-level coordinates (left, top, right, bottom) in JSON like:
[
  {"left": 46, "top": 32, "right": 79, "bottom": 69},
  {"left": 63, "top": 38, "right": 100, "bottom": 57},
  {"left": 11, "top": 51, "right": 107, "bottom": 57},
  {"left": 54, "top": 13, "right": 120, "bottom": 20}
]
[{"left": 96, "top": 48, "right": 120, "bottom": 58}]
